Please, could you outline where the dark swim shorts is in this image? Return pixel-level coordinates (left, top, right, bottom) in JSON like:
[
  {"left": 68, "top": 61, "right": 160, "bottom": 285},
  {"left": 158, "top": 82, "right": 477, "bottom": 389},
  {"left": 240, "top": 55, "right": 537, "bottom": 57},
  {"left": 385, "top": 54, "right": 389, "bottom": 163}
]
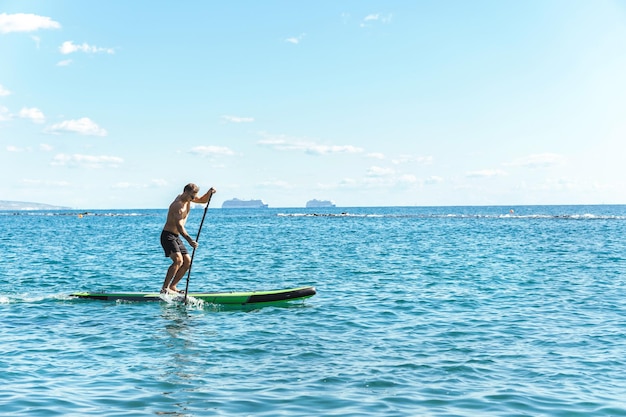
[{"left": 160, "top": 230, "right": 188, "bottom": 257}]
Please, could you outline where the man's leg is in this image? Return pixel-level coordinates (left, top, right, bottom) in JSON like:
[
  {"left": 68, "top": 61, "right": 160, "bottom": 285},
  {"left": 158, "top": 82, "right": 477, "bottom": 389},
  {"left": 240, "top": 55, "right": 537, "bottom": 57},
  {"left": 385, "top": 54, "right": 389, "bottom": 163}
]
[
  {"left": 161, "top": 252, "right": 184, "bottom": 292},
  {"left": 169, "top": 254, "right": 192, "bottom": 291}
]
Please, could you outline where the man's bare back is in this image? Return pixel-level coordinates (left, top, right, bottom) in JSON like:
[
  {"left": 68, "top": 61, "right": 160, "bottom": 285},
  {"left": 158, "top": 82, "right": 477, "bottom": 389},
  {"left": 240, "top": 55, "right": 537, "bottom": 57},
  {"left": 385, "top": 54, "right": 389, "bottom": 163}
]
[{"left": 163, "top": 195, "right": 192, "bottom": 236}]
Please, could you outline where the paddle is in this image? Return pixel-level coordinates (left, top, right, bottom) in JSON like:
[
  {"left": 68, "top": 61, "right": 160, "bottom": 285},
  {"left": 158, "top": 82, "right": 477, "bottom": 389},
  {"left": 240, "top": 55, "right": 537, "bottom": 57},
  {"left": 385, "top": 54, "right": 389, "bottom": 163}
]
[{"left": 183, "top": 188, "right": 214, "bottom": 304}]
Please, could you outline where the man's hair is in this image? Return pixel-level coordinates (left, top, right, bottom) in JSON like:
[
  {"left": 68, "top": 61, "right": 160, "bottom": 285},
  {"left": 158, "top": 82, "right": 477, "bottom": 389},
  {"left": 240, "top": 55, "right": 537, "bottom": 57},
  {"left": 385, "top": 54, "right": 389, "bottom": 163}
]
[{"left": 184, "top": 183, "right": 199, "bottom": 193}]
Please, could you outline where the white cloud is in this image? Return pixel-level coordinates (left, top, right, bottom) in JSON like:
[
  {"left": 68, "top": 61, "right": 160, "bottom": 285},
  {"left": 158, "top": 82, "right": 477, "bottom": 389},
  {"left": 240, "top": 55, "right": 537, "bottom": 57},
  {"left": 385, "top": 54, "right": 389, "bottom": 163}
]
[
  {"left": 258, "top": 134, "right": 364, "bottom": 155},
  {"left": 466, "top": 169, "right": 507, "bottom": 178},
  {"left": 151, "top": 179, "right": 168, "bottom": 187},
  {"left": 425, "top": 175, "right": 444, "bottom": 185},
  {"left": 398, "top": 174, "right": 418, "bottom": 184},
  {"left": 51, "top": 153, "right": 123, "bottom": 168},
  {"left": 57, "top": 59, "right": 73, "bottom": 67},
  {"left": 285, "top": 33, "right": 305, "bottom": 44},
  {"left": 112, "top": 179, "right": 168, "bottom": 189},
  {"left": 221, "top": 115, "right": 254, "bottom": 123},
  {"left": 367, "top": 166, "right": 395, "bottom": 177},
  {"left": 40, "top": 144, "right": 53, "bottom": 151},
  {"left": 360, "top": 13, "right": 392, "bottom": 27},
  {"left": 189, "top": 145, "right": 236, "bottom": 157},
  {"left": 367, "top": 152, "right": 385, "bottom": 160},
  {"left": 257, "top": 180, "right": 293, "bottom": 189},
  {"left": 19, "top": 107, "right": 45, "bottom": 124},
  {"left": 0, "top": 84, "right": 11, "bottom": 96},
  {"left": 59, "top": 40, "right": 115, "bottom": 55},
  {"left": 391, "top": 154, "right": 433, "bottom": 165},
  {"left": 112, "top": 182, "right": 135, "bottom": 189},
  {"left": 313, "top": 144, "right": 363, "bottom": 155},
  {"left": 7, "top": 145, "right": 26, "bottom": 152},
  {"left": 507, "top": 153, "right": 566, "bottom": 168},
  {"left": 46, "top": 117, "right": 107, "bottom": 136},
  {"left": 0, "top": 13, "right": 61, "bottom": 33}
]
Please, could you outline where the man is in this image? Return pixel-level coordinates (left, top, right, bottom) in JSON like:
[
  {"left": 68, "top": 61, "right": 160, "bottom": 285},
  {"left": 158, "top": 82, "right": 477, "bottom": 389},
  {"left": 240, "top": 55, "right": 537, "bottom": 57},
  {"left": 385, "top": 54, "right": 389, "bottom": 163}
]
[{"left": 160, "top": 183, "right": 216, "bottom": 294}]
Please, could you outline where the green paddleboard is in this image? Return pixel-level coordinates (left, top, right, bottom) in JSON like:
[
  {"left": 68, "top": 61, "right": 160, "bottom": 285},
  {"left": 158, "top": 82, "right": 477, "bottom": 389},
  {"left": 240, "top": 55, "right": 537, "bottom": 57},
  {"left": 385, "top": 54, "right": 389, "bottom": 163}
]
[{"left": 70, "top": 286, "right": 316, "bottom": 306}]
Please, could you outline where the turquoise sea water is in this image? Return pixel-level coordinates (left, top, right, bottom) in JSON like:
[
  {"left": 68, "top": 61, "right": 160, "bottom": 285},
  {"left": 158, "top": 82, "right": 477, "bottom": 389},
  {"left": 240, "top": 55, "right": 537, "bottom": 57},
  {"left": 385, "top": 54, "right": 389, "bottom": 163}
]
[{"left": 1, "top": 205, "right": 626, "bottom": 416}]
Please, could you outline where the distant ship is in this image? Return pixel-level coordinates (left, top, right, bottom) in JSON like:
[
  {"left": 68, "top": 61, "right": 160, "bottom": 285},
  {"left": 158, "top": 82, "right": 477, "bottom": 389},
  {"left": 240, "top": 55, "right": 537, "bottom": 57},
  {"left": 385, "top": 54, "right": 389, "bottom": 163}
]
[
  {"left": 222, "top": 198, "right": 269, "bottom": 209},
  {"left": 306, "top": 199, "right": 336, "bottom": 208}
]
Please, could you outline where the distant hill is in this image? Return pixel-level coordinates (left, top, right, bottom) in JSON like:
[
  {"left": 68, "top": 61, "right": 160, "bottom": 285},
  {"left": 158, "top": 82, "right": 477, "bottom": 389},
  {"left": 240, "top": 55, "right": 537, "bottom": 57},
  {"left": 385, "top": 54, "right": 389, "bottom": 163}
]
[{"left": 0, "top": 200, "right": 72, "bottom": 210}]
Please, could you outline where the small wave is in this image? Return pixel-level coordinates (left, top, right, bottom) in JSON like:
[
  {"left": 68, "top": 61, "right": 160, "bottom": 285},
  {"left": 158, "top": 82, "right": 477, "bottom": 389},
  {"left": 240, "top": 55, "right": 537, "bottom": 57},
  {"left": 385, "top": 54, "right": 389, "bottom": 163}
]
[
  {"left": 0, "top": 293, "right": 76, "bottom": 304},
  {"left": 277, "top": 212, "right": 626, "bottom": 220},
  {"left": 155, "top": 292, "right": 204, "bottom": 309},
  {"left": 277, "top": 212, "right": 382, "bottom": 218},
  {"left": 0, "top": 211, "right": 149, "bottom": 217}
]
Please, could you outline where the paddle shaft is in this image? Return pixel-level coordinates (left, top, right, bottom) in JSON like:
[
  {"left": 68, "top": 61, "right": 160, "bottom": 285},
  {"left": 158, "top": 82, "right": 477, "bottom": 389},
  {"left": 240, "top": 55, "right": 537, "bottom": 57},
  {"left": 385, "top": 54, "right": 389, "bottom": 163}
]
[{"left": 183, "top": 191, "right": 213, "bottom": 303}]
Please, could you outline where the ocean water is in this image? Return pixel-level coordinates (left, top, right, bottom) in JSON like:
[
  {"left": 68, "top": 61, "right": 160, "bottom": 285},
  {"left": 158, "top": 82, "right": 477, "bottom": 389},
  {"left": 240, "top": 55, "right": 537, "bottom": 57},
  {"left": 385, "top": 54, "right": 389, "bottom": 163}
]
[{"left": 1, "top": 205, "right": 626, "bottom": 416}]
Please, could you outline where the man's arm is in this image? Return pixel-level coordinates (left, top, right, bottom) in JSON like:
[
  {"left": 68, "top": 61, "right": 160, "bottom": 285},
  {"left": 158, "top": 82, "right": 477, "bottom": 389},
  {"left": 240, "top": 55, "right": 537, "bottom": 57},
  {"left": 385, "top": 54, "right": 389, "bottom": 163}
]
[
  {"left": 176, "top": 223, "right": 194, "bottom": 245},
  {"left": 172, "top": 204, "right": 195, "bottom": 245},
  {"left": 192, "top": 187, "right": 217, "bottom": 204}
]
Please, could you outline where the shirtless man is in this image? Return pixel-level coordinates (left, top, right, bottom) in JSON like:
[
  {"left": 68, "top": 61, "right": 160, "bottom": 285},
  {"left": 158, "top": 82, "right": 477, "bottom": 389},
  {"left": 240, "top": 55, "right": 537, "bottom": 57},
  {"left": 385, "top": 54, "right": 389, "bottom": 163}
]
[{"left": 160, "top": 183, "right": 216, "bottom": 294}]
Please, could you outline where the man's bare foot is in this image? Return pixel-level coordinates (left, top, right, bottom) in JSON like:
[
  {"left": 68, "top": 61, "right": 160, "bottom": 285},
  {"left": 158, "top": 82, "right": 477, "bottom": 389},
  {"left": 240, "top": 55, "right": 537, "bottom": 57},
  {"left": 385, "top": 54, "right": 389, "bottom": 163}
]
[{"left": 160, "top": 287, "right": 184, "bottom": 294}]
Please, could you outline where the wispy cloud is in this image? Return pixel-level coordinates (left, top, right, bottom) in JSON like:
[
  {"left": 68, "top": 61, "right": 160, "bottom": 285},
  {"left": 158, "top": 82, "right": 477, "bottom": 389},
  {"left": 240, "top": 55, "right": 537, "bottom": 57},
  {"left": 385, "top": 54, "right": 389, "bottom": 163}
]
[
  {"left": 326, "top": 172, "right": 444, "bottom": 191},
  {"left": 258, "top": 134, "right": 364, "bottom": 155},
  {"left": 367, "top": 166, "right": 395, "bottom": 177},
  {"left": 112, "top": 179, "right": 168, "bottom": 189},
  {"left": 151, "top": 179, "right": 168, "bottom": 187},
  {"left": 46, "top": 117, "right": 107, "bottom": 136},
  {"left": 51, "top": 154, "right": 123, "bottom": 168},
  {"left": 19, "top": 107, "right": 45, "bottom": 124},
  {"left": 189, "top": 145, "right": 236, "bottom": 157},
  {"left": 364, "top": 166, "right": 437, "bottom": 187},
  {"left": 56, "top": 59, "right": 73, "bottom": 67},
  {"left": 360, "top": 13, "right": 393, "bottom": 27},
  {"left": 0, "top": 13, "right": 61, "bottom": 33},
  {"left": 0, "top": 84, "right": 10, "bottom": 96},
  {"left": 425, "top": 175, "right": 444, "bottom": 185},
  {"left": 59, "top": 40, "right": 115, "bottom": 55},
  {"left": 466, "top": 169, "right": 507, "bottom": 178},
  {"left": 285, "top": 33, "right": 306, "bottom": 44},
  {"left": 257, "top": 180, "right": 293, "bottom": 189},
  {"left": 221, "top": 115, "right": 254, "bottom": 123},
  {"left": 7, "top": 145, "right": 31, "bottom": 152},
  {"left": 391, "top": 154, "right": 433, "bottom": 165},
  {"left": 507, "top": 153, "right": 566, "bottom": 168}
]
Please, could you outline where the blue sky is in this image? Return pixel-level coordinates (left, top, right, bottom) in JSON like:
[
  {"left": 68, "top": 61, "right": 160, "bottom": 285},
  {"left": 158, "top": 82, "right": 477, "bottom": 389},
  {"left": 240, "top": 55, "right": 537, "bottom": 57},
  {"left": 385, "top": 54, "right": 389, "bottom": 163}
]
[{"left": 1, "top": 1, "right": 626, "bottom": 209}]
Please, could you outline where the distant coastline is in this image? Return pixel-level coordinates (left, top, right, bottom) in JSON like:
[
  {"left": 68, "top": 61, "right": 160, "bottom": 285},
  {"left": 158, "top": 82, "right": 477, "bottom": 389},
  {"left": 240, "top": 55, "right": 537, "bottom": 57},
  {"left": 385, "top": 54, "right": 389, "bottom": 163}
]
[{"left": 0, "top": 200, "right": 71, "bottom": 210}]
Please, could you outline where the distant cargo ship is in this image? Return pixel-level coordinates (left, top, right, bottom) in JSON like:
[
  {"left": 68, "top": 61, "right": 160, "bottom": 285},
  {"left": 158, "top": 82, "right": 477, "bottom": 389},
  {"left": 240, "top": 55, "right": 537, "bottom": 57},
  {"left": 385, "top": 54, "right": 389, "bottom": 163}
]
[
  {"left": 306, "top": 199, "right": 336, "bottom": 208},
  {"left": 222, "top": 198, "right": 269, "bottom": 209}
]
